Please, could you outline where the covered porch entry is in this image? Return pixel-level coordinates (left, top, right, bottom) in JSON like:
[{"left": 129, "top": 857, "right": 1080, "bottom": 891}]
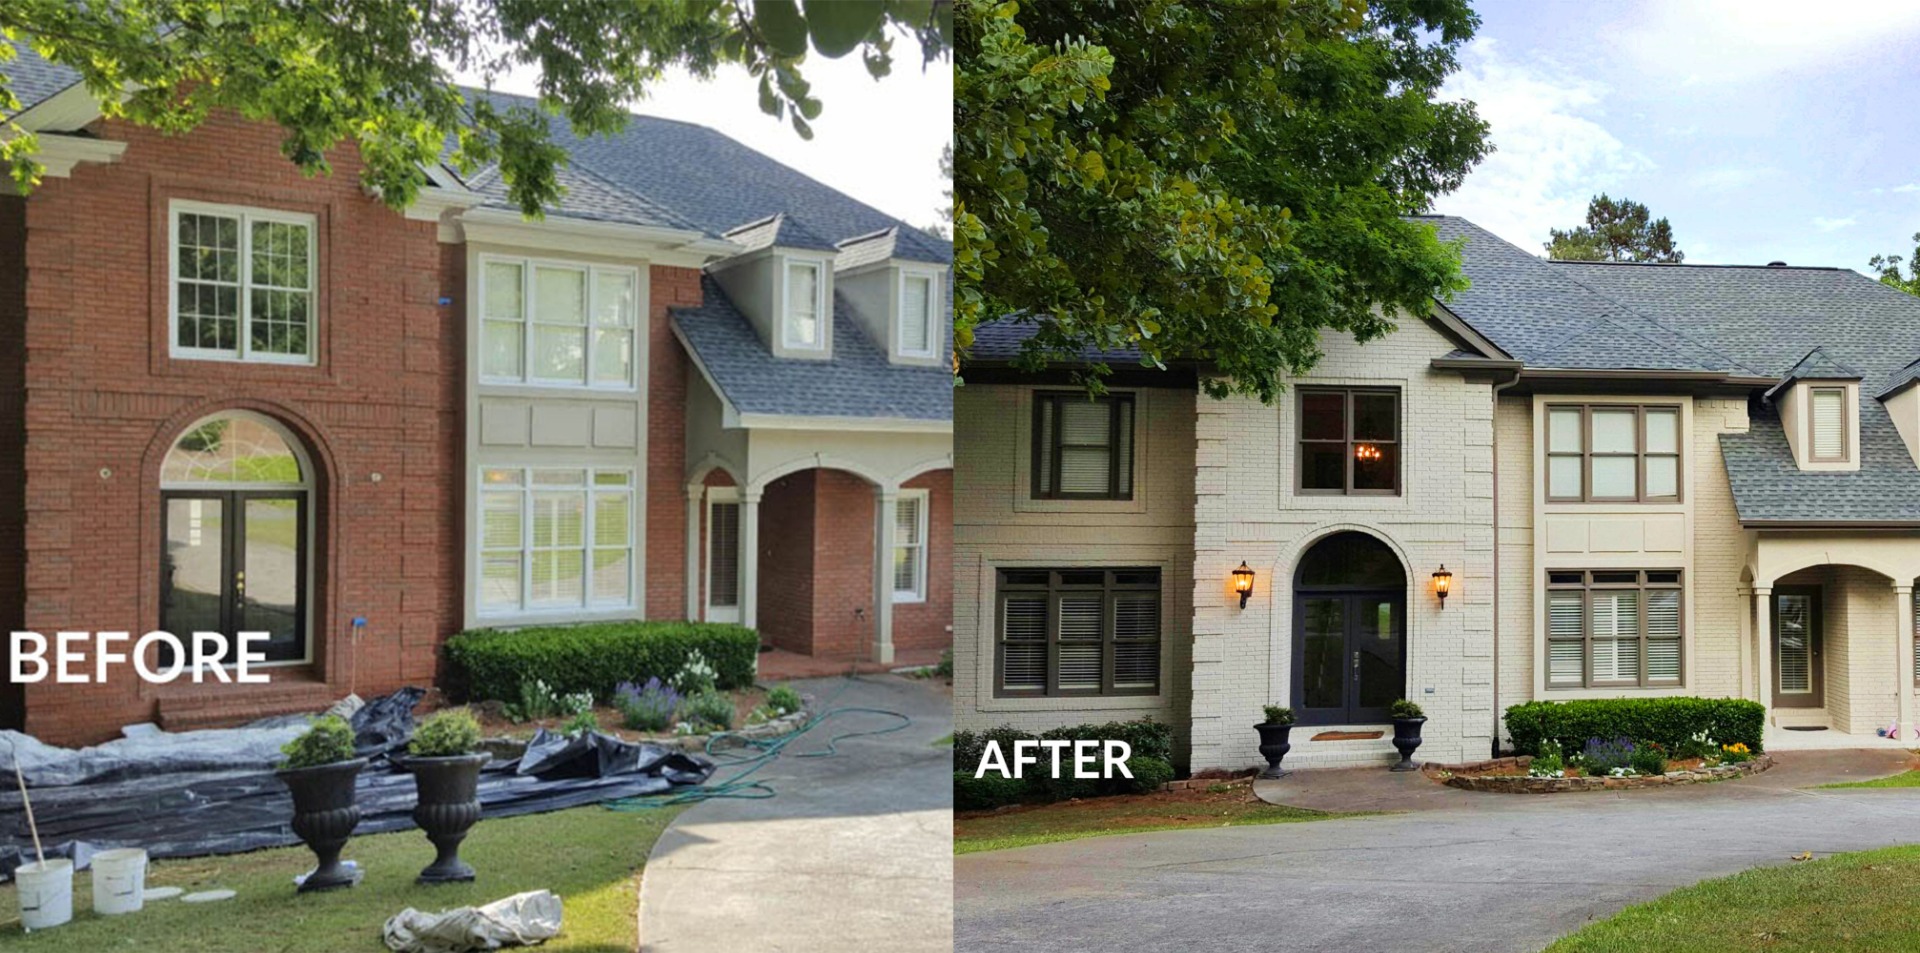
[{"left": 1746, "top": 533, "right": 1920, "bottom": 748}]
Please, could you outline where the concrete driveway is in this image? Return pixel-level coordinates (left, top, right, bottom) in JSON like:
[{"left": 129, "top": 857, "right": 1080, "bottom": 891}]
[
  {"left": 639, "top": 673, "right": 952, "bottom": 953},
  {"left": 956, "top": 750, "right": 1920, "bottom": 953}
]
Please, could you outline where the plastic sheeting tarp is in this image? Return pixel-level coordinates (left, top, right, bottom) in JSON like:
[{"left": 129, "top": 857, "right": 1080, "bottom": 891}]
[
  {"left": 0, "top": 690, "right": 714, "bottom": 878},
  {"left": 383, "top": 890, "right": 563, "bottom": 953}
]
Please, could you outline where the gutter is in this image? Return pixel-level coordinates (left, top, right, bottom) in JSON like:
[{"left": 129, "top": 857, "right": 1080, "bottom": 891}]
[{"left": 1740, "top": 520, "right": 1920, "bottom": 530}]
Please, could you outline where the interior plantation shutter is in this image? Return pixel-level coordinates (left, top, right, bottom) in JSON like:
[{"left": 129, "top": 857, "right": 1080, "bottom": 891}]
[
  {"left": 1777, "top": 595, "right": 1812, "bottom": 693},
  {"left": 1035, "top": 398, "right": 1054, "bottom": 495},
  {"left": 1000, "top": 595, "right": 1047, "bottom": 691},
  {"left": 709, "top": 502, "right": 741, "bottom": 607},
  {"left": 1547, "top": 592, "right": 1585, "bottom": 686},
  {"left": 1811, "top": 389, "right": 1845, "bottom": 458},
  {"left": 893, "top": 495, "right": 922, "bottom": 593},
  {"left": 1591, "top": 591, "right": 1639, "bottom": 682},
  {"left": 1111, "top": 592, "right": 1160, "bottom": 690},
  {"left": 1645, "top": 589, "right": 1681, "bottom": 682},
  {"left": 1114, "top": 399, "right": 1134, "bottom": 497},
  {"left": 1056, "top": 594, "right": 1105, "bottom": 690},
  {"left": 1057, "top": 401, "right": 1114, "bottom": 494}
]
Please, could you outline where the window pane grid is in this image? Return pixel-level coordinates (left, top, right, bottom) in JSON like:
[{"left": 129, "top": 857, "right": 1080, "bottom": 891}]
[
  {"left": 995, "top": 568, "right": 1161, "bottom": 696},
  {"left": 481, "top": 258, "right": 636, "bottom": 388},
  {"left": 173, "top": 207, "right": 312, "bottom": 361},
  {"left": 1547, "top": 569, "right": 1684, "bottom": 689},
  {"left": 1545, "top": 404, "right": 1683, "bottom": 502},
  {"left": 476, "top": 467, "right": 635, "bottom": 615},
  {"left": 1032, "top": 393, "right": 1135, "bottom": 500},
  {"left": 1298, "top": 388, "right": 1400, "bottom": 495},
  {"left": 892, "top": 493, "right": 928, "bottom": 601}
]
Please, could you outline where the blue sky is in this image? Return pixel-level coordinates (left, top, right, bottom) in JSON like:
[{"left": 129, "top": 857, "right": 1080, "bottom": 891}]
[{"left": 1433, "top": 0, "right": 1920, "bottom": 272}]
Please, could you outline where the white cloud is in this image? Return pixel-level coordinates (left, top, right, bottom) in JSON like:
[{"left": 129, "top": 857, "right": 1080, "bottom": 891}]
[
  {"left": 1895, "top": 184, "right": 1920, "bottom": 194},
  {"left": 1813, "top": 215, "right": 1860, "bottom": 232},
  {"left": 1431, "top": 40, "right": 1650, "bottom": 252},
  {"left": 1604, "top": 0, "right": 1920, "bottom": 84},
  {"left": 1690, "top": 166, "right": 1780, "bottom": 194}
]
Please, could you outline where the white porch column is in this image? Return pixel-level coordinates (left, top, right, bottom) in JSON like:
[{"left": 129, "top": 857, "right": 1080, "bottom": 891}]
[
  {"left": 684, "top": 485, "right": 703, "bottom": 621},
  {"left": 1897, "top": 583, "right": 1914, "bottom": 741},
  {"left": 871, "top": 486, "right": 898, "bottom": 665},
  {"left": 1754, "top": 586, "right": 1773, "bottom": 728},
  {"left": 739, "top": 487, "right": 762, "bottom": 631}
]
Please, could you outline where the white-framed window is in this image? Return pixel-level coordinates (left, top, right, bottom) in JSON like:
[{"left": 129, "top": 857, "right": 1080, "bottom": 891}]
[
  {"left": 892, "top": 489, "right": 930, "bottom": 602},
  {"left": 170, "top": 201, "right": 316, "bottom": 364},
  {"left": 784, "top": 259, "right": 826, "bottom": 350},
  {"left": 480, "top": 256, "right": 637, "bottom": 388},
  {"left": 897, "top": 270, "right": 937, "bottom": 358},
  {"left": 477, "top": 467, "right": 634, "bottom": 614}
]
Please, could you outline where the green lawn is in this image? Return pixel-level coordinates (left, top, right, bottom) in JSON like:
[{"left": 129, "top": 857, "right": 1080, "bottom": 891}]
[
  {"left": 1814, "top": 769, "right": 1920, "bottom": 789},
  {"left": 955, "top": 787, "right": 1358, "bottom": 854},
  {"left": 0, "top": 805, "right": 681, "bottom": 952},
  {"left": 1546, "top": 844, "right": 1920, "bottom": 953}
]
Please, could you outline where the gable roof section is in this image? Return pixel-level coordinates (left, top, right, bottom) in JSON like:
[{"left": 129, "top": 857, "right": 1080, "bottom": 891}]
[
  {"left": 1761, "top": 346, "right": 1862, "bottom": 400},
  {"left": 1720, "top": 403, "right": 1920, "bottom": 524},
  {"left": 672, "top": 276, "right": 950, "bottom": 424}
]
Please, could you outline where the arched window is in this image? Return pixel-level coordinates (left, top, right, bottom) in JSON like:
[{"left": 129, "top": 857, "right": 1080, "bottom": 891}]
[{"left": 160, "top": 412, "right": 312, "bottom": 664}]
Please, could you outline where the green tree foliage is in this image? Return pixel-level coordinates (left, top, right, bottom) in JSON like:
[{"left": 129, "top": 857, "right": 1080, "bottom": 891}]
[
  {"left": 1869, "top": 233, "right": 1920, "bottom": 297},
  {"left": 1545, "top": 194, "right": 1685, "bottom": 263},
  {"left": 953, "top": 0, "right": 1489, "bottom": 401},
  {"left": 0, "top": 1, "right": 952, "bottom": 215}
]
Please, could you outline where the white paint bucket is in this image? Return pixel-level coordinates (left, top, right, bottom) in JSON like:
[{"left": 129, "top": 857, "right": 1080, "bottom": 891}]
[
  {"left": 90, "top": 848, "right": 148, "bottom": 915},
  {"left": 15, "top": 858, "right": 73, "bottom": 930}
]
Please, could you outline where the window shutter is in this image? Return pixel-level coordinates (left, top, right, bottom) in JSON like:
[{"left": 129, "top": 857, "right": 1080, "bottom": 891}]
[
  {"left": 1111, "top": 592, "right": 1159, "bottom": 690},
  {"left": 1057, "top": 401, "right": 1114, "bottom": 494},
  {"left": 1645, "top": 589, "right": 1680, "bottom": 681},
  {"left": 1114, "top": 399, "right": 1134, "bottom": 497},
  {"left": 1056, "top": 594, "right": 1105, "bottom": 689},
  {"left": 1000, "top": 596, "right": 1047, "bottom": 691},
  {"left": 1811, "top": 389, "right": 1845, "bottom": 458},
  {"left": 1547, "top": 592, "right": 1584, "bottom": 685}
]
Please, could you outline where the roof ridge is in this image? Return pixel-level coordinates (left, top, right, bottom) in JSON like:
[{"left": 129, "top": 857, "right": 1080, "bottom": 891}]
[{"left": 1548, "top": 259, "right": 1847, "bottom": 272}]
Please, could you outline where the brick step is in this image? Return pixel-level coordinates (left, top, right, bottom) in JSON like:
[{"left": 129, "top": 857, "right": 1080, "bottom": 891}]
[
  {"left": 156, "top": 681, "right": 338, "bottom": 732},
  {"left": 1283, "top": 725, "right": 1401, "bottom": 770}
]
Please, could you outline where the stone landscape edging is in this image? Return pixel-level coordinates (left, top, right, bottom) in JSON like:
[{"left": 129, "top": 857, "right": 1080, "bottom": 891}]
[{"left": 1425, "top": 754, "right": 1773, "bottom": 793}]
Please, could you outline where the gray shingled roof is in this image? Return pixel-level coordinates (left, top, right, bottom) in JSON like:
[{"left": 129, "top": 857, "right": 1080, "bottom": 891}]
[
  {"left": 2, "top": 38, "right": 79, "bottom": 118},
  {"left": 835, "top": 228, "right": 900, "bottom": 272},
  {"left": 969, "top": 317, "right": 1145, "bottom": 364},
  {"left": 1720, "top": 404, "right": 1920, "bottom": 523},
  {"left": 1879, "top": 358, "right": 1920, "bottom": 400},
  {"left": 673, "top": 276, "right": 950, "bottom": 422},
  {"left": 1762, "top": 347, "right": 1861, "bottom": 400},
  {"left": 466, "top": 161, "right": 704, "bottom": 232}
]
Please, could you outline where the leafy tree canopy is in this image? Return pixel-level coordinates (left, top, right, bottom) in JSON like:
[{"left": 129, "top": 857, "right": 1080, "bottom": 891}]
[
  {"left": 953, "top": 0, "right": 1490, "bottom": 401},
  {"left": 0, "top": 0, "right": 951, "bottom": 216},
  {"left": 1545, "top": 193, "right": 1684, "bottom": 263},
  {"left": 1869, "top": 232, "right": 1920, "bottom": 297}
]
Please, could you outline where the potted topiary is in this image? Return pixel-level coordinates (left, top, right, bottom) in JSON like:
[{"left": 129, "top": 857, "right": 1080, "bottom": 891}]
[
  {"left": 1388, "top": 699, "right": 1427, "bottom": 771},
  {"left": 1254, "top": 705, "right": 1295, "bottom": 779},
  {"left": 277, "top": 715, "right": 367, "bottom": 892},
  {"left": 399, "top": 707, "right": 491, "bottom": 884}
]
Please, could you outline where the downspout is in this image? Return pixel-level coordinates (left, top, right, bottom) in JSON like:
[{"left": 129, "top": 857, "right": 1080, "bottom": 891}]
[{"left": 1489, "top": 368, "right": 1522, "bottom": 758}]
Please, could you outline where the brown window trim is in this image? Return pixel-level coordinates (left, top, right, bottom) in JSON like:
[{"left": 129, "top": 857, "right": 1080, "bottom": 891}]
[
  {"left": 994, "top": 567, "right": 1162, "bottom": 697},
  {"left": 1546, "top": 569, "right": 1685, "bottom": 690},
  {"left": 1544, "top": 403, "right": 1683, "bottom": 503},
  {"left": 1808, "top": 385, "right": 1851, "bottom": 463},
  {"left": 1030, "top": 392, "right": 1135, "bottom": 501},
  {"left": 1295, "top": 387, "right": 1402, "bottom": 496}
]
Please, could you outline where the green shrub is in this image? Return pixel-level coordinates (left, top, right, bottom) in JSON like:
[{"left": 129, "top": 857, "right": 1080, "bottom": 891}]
[
  {"left": 281, "top": 715, "right": 356, "bottom": 770},
  {"left": 561, "top": 711, "right": 599, "bottom": 737},
  {"left": 445, "top": 622, "right": 758, "bottom": 703},
  {"left": 1630, "top": 744, "right": 1668, "bottom": 777},
  {"left": 1675, "top": 732, "right": 1717, "bottom": 761},
  {"left": 765, "top": 684, "right": 803, "bottom": 716},
  {"left": 504, "top": 678, "right": 561, "bottom": 722},
  {"left": 1505, "top": 697, "right": 1765, "bottom": 756},
  {"left": 681, "top": 689, "right": 735, "bottom": 731},
  {"left": 951, "top": 719, "right": 1177, "bottom": 804},
  {"left": 409, "top": 708, "right": 482, "bottom": 757},
  {"left": 1390, "top": 699, "right": 1425, "bottom": 720},
  {"left": 953, "top": 771, "right": 1026, "bottom": 811},
  {"left": 934, "top": 649, "right": 953, "bottom": 679},
  {"left": 1126, "top": 755, "right": 1176, "bottom": 793},
  {"left": 1261, "top": 705, "right": 1294, "bottom": 726}
]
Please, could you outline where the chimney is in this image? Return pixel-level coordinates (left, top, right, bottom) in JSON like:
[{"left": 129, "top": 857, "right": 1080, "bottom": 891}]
[{"left": 1767, "top": 261, "right": 1788, "bottom": 267}]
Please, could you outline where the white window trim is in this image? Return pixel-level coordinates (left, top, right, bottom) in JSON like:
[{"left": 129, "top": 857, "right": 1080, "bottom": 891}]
[
  {"left": 168, "top": 199, "right": 318, "bottom": 365},
  {"left": 704, "top": 486, "right": 742, "bottom": 623},
  {"left": 478, "top": 253, "right": 640, "bottom": 390},
  {"left": 896, "top": 269, "right": 939, "bottom": 359},
  {"left": 782, "top": 258, "right": 827, "bottom": 351},
  {"left": 893, "top": 488, "right": 930, "bottom": 603},
  {"left": 476, "top": 466, "right": 637, "bottom": 616}
]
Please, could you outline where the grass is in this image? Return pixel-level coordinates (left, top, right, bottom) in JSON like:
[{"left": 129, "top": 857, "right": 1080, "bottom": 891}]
[
  {"left": 1814, "top": 769, "right": 1920, "bottom": 789},
  {"left": 1546, "top": 844, "right": 1920, "bottom": 953},
  {"left": 954, "top": 786, "right": 1358, "bottom": 855},
  {"left": 0, "top": 804, "right": 681, "bottom": 952}
]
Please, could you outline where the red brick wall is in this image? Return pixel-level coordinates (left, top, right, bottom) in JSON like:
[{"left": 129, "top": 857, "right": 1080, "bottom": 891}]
[
  {"left": 0, "top": 197, "right": 27, "bottom": 728},
  {"left": 646, "top": 266, "right": 704, "bottom": 620},
  {"left": 755, "top": 471, "right": 817, "bottom": 653},
  {"left": 895, "top": 469, "right": 952, "bottom": 652},
  {"left": 14, "top": 111, "right": 461, "bottom": 744},
  {"left": 810, "top": 469, "right": 877, "bottom": 658}
]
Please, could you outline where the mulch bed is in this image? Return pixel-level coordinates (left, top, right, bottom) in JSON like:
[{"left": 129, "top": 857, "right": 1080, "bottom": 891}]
[{"left": 1425, "top": 754, "right": 1773, "bottom": 793}]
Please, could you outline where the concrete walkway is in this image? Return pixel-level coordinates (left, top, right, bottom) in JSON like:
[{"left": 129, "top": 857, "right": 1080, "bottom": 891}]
[
  {"left": 638, "top": 674, "right": 953, "bottom": 953},
  {"left": 956, "top": 749, "right": 1920, "bottom": 953}
]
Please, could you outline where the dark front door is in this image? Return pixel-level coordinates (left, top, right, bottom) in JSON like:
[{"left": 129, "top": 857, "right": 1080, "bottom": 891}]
[
  {"left": 1772, "top": 586, "right": 1823, "bottom": 709},
  {"left": 1295, "top": 590, "right": 1405, "bottom": 725},
  {"left": 161, "top": 490, "right": 307, "bottom": 664}
]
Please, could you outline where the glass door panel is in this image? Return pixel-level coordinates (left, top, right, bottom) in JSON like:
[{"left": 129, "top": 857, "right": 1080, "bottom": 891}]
[
  {"left": 1353, "top": 596, "right": 1404, "bottom": 715},
  {"left": 161, "top": 496, "right": 226, "bottom": 638},
  {"left": 239, "top": 495, "right": 304, "bottom": 662},
  {"left": 1300, "top": 597, "right": 1346, "bottom": 713}
]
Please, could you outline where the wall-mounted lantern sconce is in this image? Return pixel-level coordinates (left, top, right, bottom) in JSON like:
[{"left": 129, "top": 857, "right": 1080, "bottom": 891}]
[
  {"left": 1232, "top": 562, "right": 1256, "bottom": 609},
  {"left": 1433, "top": 564, "right": 1453, "bottom": 609}
]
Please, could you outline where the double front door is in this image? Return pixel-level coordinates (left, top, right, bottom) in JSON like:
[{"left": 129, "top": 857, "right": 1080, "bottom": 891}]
[
  {"left": 160, "top": 491, "right": 307, "bottom": 664},
  {"left": 1294, "top": 591, "right": 1406, "bottom": 725}
]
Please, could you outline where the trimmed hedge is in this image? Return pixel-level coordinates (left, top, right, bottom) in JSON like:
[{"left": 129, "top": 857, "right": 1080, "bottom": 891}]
[
  {"left": 445, "top": 621, "right": 758, "bottom": 703},
  {"left": 951, "top": 719, "right": 1175, "bottom": 810},
  {"left": 1505, "top": 697, "right": 1765, "bottom": 756}
]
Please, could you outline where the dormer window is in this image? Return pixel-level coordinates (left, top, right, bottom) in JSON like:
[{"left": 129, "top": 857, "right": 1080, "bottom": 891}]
[
  {"left": 898, "top": 271, "right": 937, "bottom": 359},
  {"left": 1810, "top": 386, "right": 1849, "bottom": 462},
  {"left": 784, "top": 260, "right": 825, "bottom": 350}
]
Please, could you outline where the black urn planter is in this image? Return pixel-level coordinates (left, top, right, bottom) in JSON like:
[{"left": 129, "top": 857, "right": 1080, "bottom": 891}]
[
  {"left": 402, "top": 753, "right": 491, "bottom": 884},
  {"left": 1254, "top": 722, "right": 1294, "bottom": 779},
  {"left": 277, "top": 757, "right": 368, "bottom": 892},
  {"left": 1390, "top": 716, "right": 1427, "bottom": 772}
]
